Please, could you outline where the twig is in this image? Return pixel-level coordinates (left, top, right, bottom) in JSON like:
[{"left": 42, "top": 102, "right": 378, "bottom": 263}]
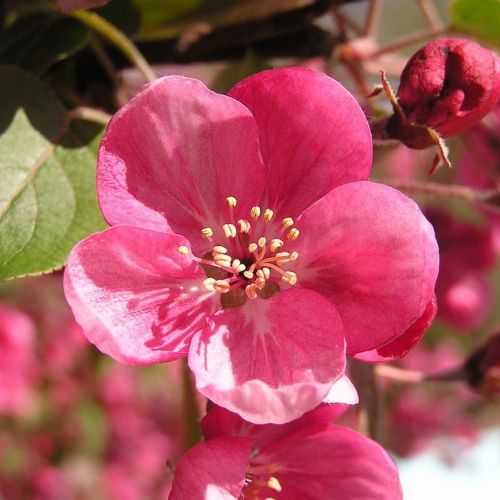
[
  {"left": 68, "top": 107, "right": 112, "bottom": 127},
  {"left": 415, "top": 0, "right": 444, "bottom": 30},
  {"left": 379, "top": 178, "right": 499, "bottom": 208},
  {"left": 72, "top": 11, "right": 156, "bottom": 83},
  {"left": 363, "top": 0, "right": 381, "bottom": 37}
]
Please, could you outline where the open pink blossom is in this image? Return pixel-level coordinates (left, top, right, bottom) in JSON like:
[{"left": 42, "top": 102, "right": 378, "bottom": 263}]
[
  {"left": 169, "top": 405, "right": 402, "bottom": 499},
  {"left": 64, "top": 67, "right": 439, "bottom": 423}
]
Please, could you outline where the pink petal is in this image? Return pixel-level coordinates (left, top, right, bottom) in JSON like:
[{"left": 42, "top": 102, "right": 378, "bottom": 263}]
[
  {"left": 322, "top": 375, "right": 359, "bottom": 404},
  {"left": 354, "top": 297, "right": 437, "bottom": 362},
  {"left": 64, "top": 226, "right": 216, "bottom": 365},
  {"left": 228, "top": 67, "right": 372, "bottom": 218},
  {"left": 169, "top": 437, "right": 251, "bottom": 500},
  {"left": 98, "top": 76, "right": 267, "bottom": 249},
  {"left": 201, "top": 404, "right": 348, "bottom": 451},
  {"left": 189, "top": 288, "right": 346, "bottom": 424},
  {"left": 293, "top": 181, "right": 439, "bottom": 354},
  {"left": 255, "top": 424, "right": 402, "bottom": 500}
]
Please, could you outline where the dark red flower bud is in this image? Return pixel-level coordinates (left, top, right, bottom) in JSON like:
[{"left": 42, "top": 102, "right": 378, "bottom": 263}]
[
  {"left": 463, "top": 333, "right": 500, "bottom": 398},
  {"left": 397, "top": 38, "right": 500, "bottom": 137}
]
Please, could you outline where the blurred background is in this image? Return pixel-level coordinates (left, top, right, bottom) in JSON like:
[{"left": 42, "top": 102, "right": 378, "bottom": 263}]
[{"left": 0, "top": 0, "right": 499, "bottom": 498}]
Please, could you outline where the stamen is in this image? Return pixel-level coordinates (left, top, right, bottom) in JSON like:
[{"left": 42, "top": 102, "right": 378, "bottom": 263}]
[
  {"left": 257, "top": 237, "right": 267, "bottom": 248},
  {"left": 231, "top": 259, "right": 246, "bottom": 273},
  {"left": 281, "top": 271, "right": 297, "bottom": 285},
  {"left": 214, "top": 254, "right": 232, "bottom": 266},
  {"left": 282, "top": 217, "right": 294, "bottom": 229},
  {"left": 238, "top": 219, "right": 251, "bottom": 233},
  {"left": 177, "top": 246, "right": 189, "bottom": 255},
  {"left": 287, "top": 228, "right": 300, "bottom": 240},
  {"left": 245, "top": 284, "right": 258, "bottom": 299},
  {"left": 269, "top": 239, "right": 284, "bottom": 252},
  {"left": 203, "top": 278, "right": 216, "bottom": 291},
  {"left": 243, "top": 270, "right": 254, "bottom": 279},
  {"left": 226, "top": 196, "right": 237, "bottom": 207},
  {"left": 212, "top": 245, "right": 228, "bottom": 255},
  {"left": 290, "top": 251, "right": 299, "bottom": 261},
  {"left": 223, "top": 224, "right": 237, "bottom": 238},
  {"left": 267, "top": 477, "right": 282, "bottom": 492},
  {"left": 250, "top": 206, "right": 261, "bottom": 219},
  {"left": 261, "top": 267, "right": 270, "bottom": 279},
  {"left": 201, "top": 227, "right": 214, "bottom": 238},
  {"left": 214, "top": 280, "right": 231, "bottom": 293},
  {"left": 248, "top": 243, "right": 258, "bottom": 253},
  {"left": 263, "top": 208, "right": 274, "bottom": 221},
  {"left": 255, "top": 277, "right": 266, "bottom": 289}
]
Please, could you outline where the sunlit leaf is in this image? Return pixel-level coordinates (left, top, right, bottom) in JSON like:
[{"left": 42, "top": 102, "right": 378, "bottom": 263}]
[{"left": 0, "top": 66, "right": 106, "bottom": 280}]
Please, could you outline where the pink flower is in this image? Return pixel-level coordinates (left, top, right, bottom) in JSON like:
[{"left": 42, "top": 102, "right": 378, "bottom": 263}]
[
  {"left": 396, "top": 38, "right": 500, "bottom": 137},
  {"left": 169, "top": 405, "right": 402, "bottom": 499},
  {"left": 64, "top": 68, "right": 438, "bottom": 423},
  {"left": 0, "top": 302, "right": 36, "bottom": 416}
]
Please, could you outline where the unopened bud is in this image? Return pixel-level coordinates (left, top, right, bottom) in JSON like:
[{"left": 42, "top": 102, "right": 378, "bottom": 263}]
[{"left": 396, "top": 38, "right": 500, "bottom": 137}]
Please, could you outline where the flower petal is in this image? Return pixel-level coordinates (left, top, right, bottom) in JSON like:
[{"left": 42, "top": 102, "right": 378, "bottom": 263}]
[
  {"left": 354, "top": 297, "right": 437, "bottom": 362},
  {"left": 189, "top": 288, "right": 346, "bottom": 424},
  {"left": 293, "top": 181, "right": 439, "bottom": 354},
  {"left": 201, "top": 404, "right": 348, "bottom": 451},
  {"left": 169, "top": 437, "right": 251, "bottom": 500},
  {"left": 64, "top": 226, "right": 216, "bottom": 365},
  {"left": 228, "top": 67, "right": 372, "bottom": 217},
  {"left": 322, "top": 375, "right": 359, "bottom": 404},
  {"left": 98, "top": 76, "right": 267, "bottom": 247},
  {"left": 255, "top": 424, "right": 402, "bottom": 500}
]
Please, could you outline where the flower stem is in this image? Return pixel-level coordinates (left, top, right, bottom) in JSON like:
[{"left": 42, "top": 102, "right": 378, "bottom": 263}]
[
  {"left": 349, "top": 359, "right": 382, "bottom": 441},
  {"left": 379, "top": 178, "right": 499, "bottom": 209},
  {"left": 376, "top": 364, "right": 467, "bottom": 383},
  {"left": 68, "top": 106, "right": 111, "bottom": 126},
  {"left": 181, "top": 359, "right": 202, "bottom": 451},
  {"left": 72, "top": 11, "right": 156, "bottom": 83}
]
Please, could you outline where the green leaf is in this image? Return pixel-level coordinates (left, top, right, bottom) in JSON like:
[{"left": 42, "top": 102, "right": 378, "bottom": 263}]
[
  {"left": 449, "top": 0, "right": 500, "bottom": 46},
  {"left": 0, "top": 10, "right": 89, "bottom": 76},
  {"left": 0, "top": 66, "right": 106, "bottom": 281}
]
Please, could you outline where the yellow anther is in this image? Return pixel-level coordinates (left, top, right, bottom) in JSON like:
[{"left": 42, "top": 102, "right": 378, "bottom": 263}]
[
  {"left": 276, "top": 252, "right": 290, "bottom": 259},
  {"left": 282, "top": 271, "right": 297, "bottom": 285},
  {"left": 238, "top": 219, "right": 251, "bottom": 233},
  {"left": 287, "top": 228, "right": 300, "bottom": 240},
  {"left": 245, "top": 284, "right": 258, "bottom": 299},
  {"left": 177, "top": 246, "right": 189, "bottom": 255},
  {"left": 267, "top": 477, "right": 282, "bottom": 492},
  {"left": 250, "top": 206, "right": 261, "bottom": 218},
  {"left": 269, "top": 239, "right": 284, "bottom": 252},
  {"left": 258, "top": 237, "right": 267, "bottom": 248},
  {"left": 282, "top": 217, "right": 294, "bottom": 229},
  {"left": 226, "top": 196, "right": 237, "bottom": 207},
  {"left": 256, "top": 269, "right": 265, "bottom": 279},
  {"left": 201, "top": 227, "right": 214, "bottom": 238},
  {"left": 243, "top": 270, "right": 254, "bottom": 279},
  {"left": 203, "top": 278, "right": 216, "bottom": 291},
  {"left": 214, "top": 280, "right": 231, "bottom": 293},
  {"left": 214, "top": 254, "right": 232, "bottom": 266},
  {"left": 263, "top": 208, "right": 274, "bottom": 221},
  {"left": 290, "top": 251, "right": 299, "bottom": 261},
  {"left": 212, "top": 245, "right": 228, "bottom": 255},
  {"left": 223, "top": 224, "right": 237, "bottom": 238},
  {"left": 232, "top": 259, "right": 246, "bottom": 273},
  {"left": 261, "top": 267, "right": 271, "bottom": 279},
  {"left": 255, "top": 277, "right": 266, "bottom": 289},
  {"left": 248, "top": 243, "right": 258, "bottom": 253}
]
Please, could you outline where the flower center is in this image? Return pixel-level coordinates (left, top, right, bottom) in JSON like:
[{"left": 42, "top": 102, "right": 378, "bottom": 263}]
[{"left": 177, "top": 196, "right": 300, "bottom": 302}]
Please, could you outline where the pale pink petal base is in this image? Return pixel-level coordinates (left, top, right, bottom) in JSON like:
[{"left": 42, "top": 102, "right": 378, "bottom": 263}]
[
  {"left": 189, "top": 288, "right": 346, "bottom": 424},
  {"left": 64, "top": 226, "right": 215, "bottom": 365}
]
